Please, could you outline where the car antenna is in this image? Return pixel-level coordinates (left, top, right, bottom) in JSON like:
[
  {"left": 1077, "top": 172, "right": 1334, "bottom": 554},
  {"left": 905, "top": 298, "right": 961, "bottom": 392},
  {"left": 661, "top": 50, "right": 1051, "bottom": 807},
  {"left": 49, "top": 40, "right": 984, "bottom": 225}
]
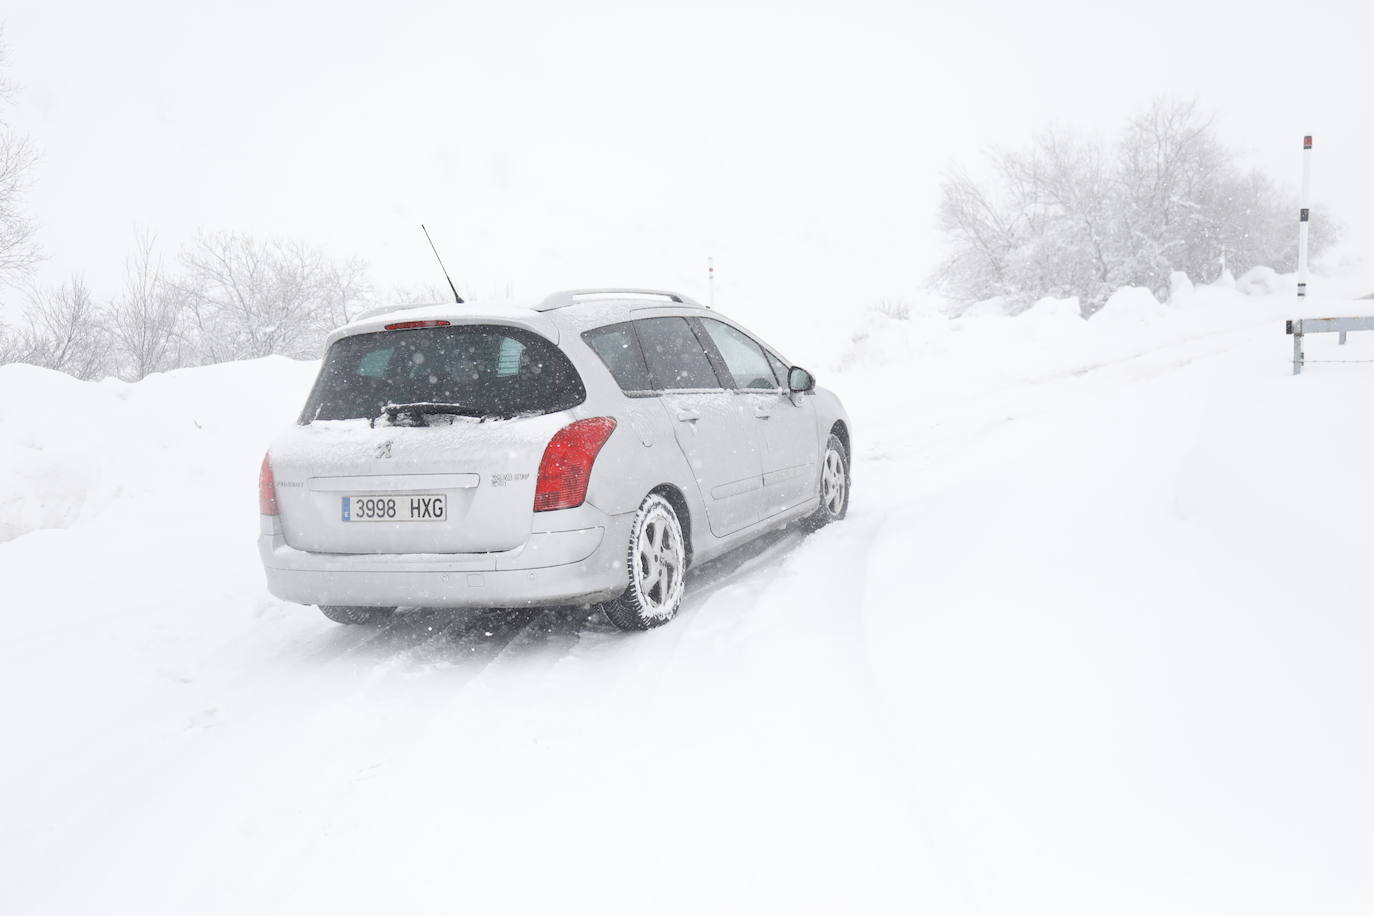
[{"left": 421, "top": 224, "right": 464, "bottom": 304}]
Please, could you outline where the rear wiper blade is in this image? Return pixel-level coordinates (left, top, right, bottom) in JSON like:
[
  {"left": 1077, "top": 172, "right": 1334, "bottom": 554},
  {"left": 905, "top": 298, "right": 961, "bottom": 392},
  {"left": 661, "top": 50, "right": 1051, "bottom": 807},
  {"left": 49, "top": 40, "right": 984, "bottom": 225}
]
[{"left": 376, "top": 402, "right": 490, "bottom": 427}]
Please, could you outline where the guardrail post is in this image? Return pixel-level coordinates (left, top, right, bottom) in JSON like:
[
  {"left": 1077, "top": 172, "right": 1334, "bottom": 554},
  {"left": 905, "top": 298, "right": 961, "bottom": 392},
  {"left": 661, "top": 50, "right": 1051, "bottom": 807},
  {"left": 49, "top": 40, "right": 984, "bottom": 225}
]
[
  {"left": 1293, "top": 325, "right": 1304, "bottom": 375},
  {"left": 1339, "top": 330, "right": 1348, "bottom": 345}
]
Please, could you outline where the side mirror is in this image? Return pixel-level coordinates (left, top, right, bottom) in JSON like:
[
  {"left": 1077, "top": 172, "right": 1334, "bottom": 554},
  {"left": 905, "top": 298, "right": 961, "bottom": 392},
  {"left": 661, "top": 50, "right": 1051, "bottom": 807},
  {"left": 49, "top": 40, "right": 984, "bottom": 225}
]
[{"left": 788, "top": 366, "right": 815, "bottom": 393}]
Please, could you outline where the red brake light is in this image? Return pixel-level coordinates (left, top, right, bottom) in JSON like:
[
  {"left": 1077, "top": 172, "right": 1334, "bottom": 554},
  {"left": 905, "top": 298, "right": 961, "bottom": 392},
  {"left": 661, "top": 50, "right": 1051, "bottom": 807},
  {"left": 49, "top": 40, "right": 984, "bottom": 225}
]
[
  {"left": 534, "top": 417, "right": 617, "bottom": 512},
  {"left": 385, "top": 320, "right": 451, "bottom": 331},
  {"left": 259, "top": 452, "right": 278, "bottom": 516}
]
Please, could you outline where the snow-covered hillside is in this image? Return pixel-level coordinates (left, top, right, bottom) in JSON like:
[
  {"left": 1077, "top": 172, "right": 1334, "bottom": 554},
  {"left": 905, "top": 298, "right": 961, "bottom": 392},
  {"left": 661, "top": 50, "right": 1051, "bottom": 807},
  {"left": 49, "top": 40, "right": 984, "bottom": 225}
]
[{"left": 3, "top": 279, "right": 1373, "bottom": 914}]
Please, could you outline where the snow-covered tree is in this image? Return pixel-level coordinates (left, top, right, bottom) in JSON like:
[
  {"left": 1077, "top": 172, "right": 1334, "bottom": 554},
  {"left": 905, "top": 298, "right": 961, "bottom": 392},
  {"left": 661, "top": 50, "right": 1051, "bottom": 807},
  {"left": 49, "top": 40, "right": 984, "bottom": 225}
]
[{"left": 934, "top": 98, "right": 1340, "bottom": 314}]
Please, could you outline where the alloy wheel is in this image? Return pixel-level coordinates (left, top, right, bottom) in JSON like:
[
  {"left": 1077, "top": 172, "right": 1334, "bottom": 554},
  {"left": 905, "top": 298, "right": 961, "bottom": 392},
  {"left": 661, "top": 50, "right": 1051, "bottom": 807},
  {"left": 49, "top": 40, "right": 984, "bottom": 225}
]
[
  {"left": 633, "top": 499, "right": 685, "bottom": 620},
  {"left": 821, "top": 446, "right": 847, "bottom": 516}
]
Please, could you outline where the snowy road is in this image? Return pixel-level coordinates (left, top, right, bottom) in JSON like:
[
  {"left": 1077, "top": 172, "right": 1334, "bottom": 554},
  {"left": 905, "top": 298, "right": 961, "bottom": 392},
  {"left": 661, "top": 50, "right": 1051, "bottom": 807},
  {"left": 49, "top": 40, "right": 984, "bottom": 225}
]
[{"left": 4, "top": 288, "right": 1374, "bottom": 914}]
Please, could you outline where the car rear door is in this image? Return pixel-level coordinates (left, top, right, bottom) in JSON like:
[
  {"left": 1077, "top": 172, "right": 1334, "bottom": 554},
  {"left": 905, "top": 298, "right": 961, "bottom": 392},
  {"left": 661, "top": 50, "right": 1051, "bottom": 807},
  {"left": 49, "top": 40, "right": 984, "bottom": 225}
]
[
  {"left": 632, "top": 315, "right": 764, "bottom": 537},
  {"left": 695, "top": 317, "right": 818, "bottom": 520}
]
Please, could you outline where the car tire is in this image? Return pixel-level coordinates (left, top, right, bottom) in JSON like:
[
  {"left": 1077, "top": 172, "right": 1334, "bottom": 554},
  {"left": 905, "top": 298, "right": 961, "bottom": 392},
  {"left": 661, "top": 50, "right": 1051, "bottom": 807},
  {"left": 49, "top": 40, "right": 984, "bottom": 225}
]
[
  {"left": 598, "top": 492, "right": 687, "bottom": 631},
  {"left": 319, "top": 605, "right": 396, "bottom": 626},
  {"left": 803, "top": 433, "right": 850, "bottom": 531}
]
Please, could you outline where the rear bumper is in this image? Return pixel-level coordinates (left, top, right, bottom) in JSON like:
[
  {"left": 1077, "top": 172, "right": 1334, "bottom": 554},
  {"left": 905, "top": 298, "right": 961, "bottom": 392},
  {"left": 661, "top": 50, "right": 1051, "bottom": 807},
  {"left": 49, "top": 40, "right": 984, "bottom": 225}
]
[{"left": 258, "top": 510, "right": 633, "bottom": 609}]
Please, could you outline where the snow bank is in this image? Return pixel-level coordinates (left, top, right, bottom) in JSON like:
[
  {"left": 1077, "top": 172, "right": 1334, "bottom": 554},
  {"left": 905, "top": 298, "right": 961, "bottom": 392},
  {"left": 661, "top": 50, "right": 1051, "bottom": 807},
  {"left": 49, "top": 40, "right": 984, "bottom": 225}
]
[
  {"left": 827, "top": 274, "right": 1312, "bottom": 390},
  {"left": 0, "top": 357, "right": 318, "bottom": 542},
  {"left": 1093, "top": 284, "right": 1166, "bottom": 324},
  {"left": 0, "top": 364, "right": 105, "bottom": 540},
  {"left": 1237, "top": 265, "right": 1286, "bottom": 296}
]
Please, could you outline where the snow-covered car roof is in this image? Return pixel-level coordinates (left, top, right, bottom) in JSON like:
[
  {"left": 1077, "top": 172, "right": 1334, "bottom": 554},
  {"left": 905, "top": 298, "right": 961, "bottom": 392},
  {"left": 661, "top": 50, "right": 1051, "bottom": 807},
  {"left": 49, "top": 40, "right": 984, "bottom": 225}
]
[{"left": 334, "top": 289, "right": 711, "bottom": 344}]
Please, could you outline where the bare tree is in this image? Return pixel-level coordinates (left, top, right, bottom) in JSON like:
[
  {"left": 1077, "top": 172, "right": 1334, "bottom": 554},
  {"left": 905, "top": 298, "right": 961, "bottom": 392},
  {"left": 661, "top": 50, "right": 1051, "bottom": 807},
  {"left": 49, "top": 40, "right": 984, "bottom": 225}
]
[
  {"left": 322, "top": 255, "right": 373, "bottom": 327},
  {"left": 109, "top": 230, "right": 187, "bottom": 380},
  {"left": 15, "top": 277, "right": 110, "bottom": 379},
  {"left": 0, "top": 320, "right": 23, "bottom": 364},
  {"left": 177, "top": 231, "right": 346, "bottom": 363},
  {"left": 932, "top": 168, "right": 1019, "bottom": 305},
  {"left": 5, "top": 228, "right": 376, "bottom": 377},
  {"left": 0, "top": 31, "right": 39, "bottom": 287},
  {"left": 385, "top": 282, "right": 454, "bottom": 307}
]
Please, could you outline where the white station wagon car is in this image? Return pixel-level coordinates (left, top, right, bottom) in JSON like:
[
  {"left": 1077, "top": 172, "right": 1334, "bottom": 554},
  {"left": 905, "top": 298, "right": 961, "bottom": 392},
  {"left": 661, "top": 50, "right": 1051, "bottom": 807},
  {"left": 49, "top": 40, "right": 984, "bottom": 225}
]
[{"left": 258, "top": 288, "right": 851, "bottom": 630}]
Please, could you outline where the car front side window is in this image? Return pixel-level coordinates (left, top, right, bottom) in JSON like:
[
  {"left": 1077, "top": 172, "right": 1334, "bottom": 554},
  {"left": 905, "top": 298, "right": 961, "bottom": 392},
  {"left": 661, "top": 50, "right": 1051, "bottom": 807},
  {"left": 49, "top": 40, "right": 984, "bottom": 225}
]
[
  {"left": 765, "top": 350, "right": 791, "bottom": 388},
  {"left": 698, "top": 318, "right": 779, "bottom": 390}
]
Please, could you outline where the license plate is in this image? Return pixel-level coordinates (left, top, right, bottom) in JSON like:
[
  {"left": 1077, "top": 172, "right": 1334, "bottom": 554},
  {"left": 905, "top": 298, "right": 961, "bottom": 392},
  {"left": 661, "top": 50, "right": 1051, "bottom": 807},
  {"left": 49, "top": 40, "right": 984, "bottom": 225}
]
[{"left": 342, "top": 494, "right": 447, "bottom": 522}]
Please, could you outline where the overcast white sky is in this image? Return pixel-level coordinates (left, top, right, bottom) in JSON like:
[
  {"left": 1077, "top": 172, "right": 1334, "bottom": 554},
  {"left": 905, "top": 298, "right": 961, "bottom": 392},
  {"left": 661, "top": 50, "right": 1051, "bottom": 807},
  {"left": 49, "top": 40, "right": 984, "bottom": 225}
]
[{"left": 4, "top": 0, "right": 1372, "bottom": 339}]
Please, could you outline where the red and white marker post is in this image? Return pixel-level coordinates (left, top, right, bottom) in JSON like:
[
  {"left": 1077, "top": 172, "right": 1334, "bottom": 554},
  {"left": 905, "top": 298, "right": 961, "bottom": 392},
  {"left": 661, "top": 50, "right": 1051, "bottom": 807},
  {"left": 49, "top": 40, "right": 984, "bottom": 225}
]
[
  {"left": 708, "top": 256, "right": 715, "bottom": 310},
  {"left": 1298, "top": 135, "right": 1312, "bottom": 300}
]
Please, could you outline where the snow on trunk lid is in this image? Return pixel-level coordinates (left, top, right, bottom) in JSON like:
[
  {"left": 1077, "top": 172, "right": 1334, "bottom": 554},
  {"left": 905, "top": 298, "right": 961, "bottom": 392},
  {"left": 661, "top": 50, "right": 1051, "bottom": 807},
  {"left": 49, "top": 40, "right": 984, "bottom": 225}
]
[{"left": 269, "top": 415, "right": 569, "bottom": 554}]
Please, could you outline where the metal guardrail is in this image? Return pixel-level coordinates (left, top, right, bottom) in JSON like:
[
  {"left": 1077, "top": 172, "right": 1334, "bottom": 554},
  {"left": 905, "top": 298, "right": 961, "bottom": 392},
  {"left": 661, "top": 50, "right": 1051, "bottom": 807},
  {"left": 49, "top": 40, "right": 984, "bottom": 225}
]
[{"left": 1285, "top": 316, "right": 1374, "bottom": 375}]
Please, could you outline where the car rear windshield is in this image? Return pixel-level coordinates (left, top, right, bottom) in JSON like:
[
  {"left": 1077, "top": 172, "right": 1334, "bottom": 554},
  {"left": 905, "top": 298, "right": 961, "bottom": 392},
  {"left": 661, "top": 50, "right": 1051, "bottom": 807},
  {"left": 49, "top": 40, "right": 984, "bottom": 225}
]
[{"left": 299, "top": 325, "right": 585, "bottom": 423}]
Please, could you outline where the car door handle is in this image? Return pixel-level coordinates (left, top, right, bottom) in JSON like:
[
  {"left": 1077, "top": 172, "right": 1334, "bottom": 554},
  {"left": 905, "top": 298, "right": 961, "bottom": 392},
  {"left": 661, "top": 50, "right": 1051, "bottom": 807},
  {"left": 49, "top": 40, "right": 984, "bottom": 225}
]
[
  {"left": 752, "top": 406, "right": 772, "bottom": 419},
  {"left": 675, "top": 408, "right": 701, "bottom": 422}
]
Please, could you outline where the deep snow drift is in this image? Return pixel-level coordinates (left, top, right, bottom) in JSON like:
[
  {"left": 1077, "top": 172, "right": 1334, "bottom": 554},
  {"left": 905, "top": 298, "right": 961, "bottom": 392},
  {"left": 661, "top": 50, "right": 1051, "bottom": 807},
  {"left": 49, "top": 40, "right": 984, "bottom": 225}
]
[{"left": 3, "top": 278, "right": 1373, "bottom": 914}]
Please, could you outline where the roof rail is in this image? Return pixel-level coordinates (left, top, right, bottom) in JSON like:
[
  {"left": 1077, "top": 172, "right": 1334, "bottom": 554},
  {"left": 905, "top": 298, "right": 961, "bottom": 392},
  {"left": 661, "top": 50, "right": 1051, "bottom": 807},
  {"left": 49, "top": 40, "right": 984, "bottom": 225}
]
[{"left": 535, "top": 288, "right": 706, "bottom": 312}]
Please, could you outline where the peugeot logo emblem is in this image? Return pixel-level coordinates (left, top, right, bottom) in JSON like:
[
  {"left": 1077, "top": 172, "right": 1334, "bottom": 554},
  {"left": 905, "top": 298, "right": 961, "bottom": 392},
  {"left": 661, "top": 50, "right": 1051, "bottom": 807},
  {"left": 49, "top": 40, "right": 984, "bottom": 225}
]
[{"left": 376, "top": 441, "right": 393, "bottom": 459}]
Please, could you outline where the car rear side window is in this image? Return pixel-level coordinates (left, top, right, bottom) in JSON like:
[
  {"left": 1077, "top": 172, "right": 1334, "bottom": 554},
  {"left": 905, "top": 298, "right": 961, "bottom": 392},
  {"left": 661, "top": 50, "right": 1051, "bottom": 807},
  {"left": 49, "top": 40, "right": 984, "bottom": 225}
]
[
  {"left": 583, "top": 322, "right": 652, "bottom": 393},
  {"left": 698, "top": 318, "right": 780, "bottom": 390},
  {"left": 300, "top": 325, "right": 585, "bottom": 423},
  {"left": 633, "top": 317, "right": 723, "bottom": 390}
]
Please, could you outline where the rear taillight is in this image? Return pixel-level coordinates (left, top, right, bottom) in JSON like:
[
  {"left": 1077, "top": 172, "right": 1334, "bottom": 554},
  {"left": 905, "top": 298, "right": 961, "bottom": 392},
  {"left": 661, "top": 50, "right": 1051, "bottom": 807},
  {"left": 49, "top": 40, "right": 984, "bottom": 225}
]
[
  {"left": 385, "top": 319, "right": 451, "bottom": 331},
  {"left": 259, "top": 452, "right": 278, "bottom": 516},
  {"left": 534, "top": 417, "right": 617, "bottom": 512}
]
